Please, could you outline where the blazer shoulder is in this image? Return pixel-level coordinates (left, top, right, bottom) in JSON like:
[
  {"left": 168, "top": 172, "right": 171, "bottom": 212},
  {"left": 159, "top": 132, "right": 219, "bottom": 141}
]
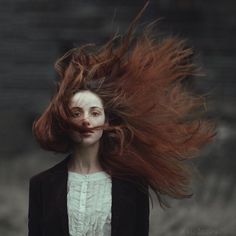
[
  {"left": 118, "top": 175, "right": 149, "bottom": 197},
  {"left": 29, "top": 154, "right": 70, "bottom": 184},
  {"left": 127, "top": 176, "right": 149, "bottom": 189}
]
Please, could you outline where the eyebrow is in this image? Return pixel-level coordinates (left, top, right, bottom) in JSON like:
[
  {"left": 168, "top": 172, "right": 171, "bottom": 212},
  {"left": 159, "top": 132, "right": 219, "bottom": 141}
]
[
  {"left": 91, "top": 106, "right": 103, "bottom": 109},
  {"left": 72, "top": 106, "right": 103, "bottom": 110}
]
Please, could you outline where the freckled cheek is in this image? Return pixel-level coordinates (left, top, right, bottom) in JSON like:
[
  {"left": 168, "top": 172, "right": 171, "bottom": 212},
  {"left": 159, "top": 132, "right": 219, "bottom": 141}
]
[
  {"left": 92, "top": 117, "right": 105, "bottom": 138},
  {"left": 91, "top": 116, "right": 105, "bottom": 126},
  {"left": 92, "top": 119, "right": 105, "bottom": 137}
]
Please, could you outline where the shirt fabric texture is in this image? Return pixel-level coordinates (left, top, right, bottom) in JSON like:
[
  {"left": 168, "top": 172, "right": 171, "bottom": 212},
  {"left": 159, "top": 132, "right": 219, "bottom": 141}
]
[{"left": 67, "top": 171, "right": 112, "bottom": 236}]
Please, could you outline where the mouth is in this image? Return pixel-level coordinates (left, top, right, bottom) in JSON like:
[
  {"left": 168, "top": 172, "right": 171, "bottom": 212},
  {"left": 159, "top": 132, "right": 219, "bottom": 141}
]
[
  {"left": 79, "top": 127, "right": 94, "bottom": 133},
  {"left": 79, "top": 129, "right": 94, "bottom": 136}
]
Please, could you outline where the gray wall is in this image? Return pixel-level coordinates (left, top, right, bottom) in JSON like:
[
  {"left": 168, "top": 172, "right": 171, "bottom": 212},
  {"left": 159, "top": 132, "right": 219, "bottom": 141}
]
[{"left": 0, "top": 0, "right": 235, "bottom": 235}]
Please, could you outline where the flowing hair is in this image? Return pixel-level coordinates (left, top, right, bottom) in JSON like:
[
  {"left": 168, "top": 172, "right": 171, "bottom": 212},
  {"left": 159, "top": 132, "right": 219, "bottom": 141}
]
[{"left": 32, "top": 2, "right": 217, "bottom": 208}]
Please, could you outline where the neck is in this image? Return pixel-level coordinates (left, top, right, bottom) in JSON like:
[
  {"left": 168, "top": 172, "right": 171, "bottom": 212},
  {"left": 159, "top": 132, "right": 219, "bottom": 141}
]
[{"left": 68, "top": 141, "right": 103, "bottom": 174}]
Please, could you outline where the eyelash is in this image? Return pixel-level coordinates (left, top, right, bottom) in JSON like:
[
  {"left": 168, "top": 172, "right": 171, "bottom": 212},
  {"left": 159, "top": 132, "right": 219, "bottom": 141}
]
[
  {"left": 73, "top": 111, "right": 101, "bottom": 117},
  {"left": 73, "top": 112, "right": 81, "bottom": 117},
  {"left": 92, "top": 112, "right": 100, "bottom": 116}
]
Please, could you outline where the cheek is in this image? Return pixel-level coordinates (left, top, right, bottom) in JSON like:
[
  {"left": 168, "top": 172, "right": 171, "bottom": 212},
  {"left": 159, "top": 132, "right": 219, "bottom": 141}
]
[
  {"left": 91, "top": 116, "right": 105, "bottom": 126},
  {"left": 69, "top": 130, "right": 82, "bottom": 143},
  {"left": 92, "top": 129, "right": 104, "bottom": 140}
]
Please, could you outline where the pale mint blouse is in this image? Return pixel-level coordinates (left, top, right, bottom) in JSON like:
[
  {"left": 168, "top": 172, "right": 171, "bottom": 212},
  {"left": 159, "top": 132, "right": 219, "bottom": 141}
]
[{"left": 67, "top": 171, "right": 112, "bottom": 236}]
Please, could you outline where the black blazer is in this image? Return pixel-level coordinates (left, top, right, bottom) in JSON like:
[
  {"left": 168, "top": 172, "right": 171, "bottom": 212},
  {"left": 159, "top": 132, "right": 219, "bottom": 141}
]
[{"left": 28, "top": 154, "right": 150, "bottom": 236}]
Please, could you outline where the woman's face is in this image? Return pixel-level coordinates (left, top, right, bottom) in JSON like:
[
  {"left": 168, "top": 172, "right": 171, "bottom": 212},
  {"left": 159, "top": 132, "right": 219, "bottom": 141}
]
[{"left": 69, "top": 90, "right": 106, "bottom": 147}]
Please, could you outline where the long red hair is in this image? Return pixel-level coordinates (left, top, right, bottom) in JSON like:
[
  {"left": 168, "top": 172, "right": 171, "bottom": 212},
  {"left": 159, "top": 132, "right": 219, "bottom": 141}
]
[{"left": 33, "top": 3, "right": 217, "bottom": 208}]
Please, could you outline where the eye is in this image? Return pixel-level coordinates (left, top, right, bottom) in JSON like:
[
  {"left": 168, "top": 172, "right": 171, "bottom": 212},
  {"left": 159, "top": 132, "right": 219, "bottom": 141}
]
[
  {"left": 92, "top": 111, "right": 101, "bottom": 116},
  {"left": 73, "top": 112, "right": 81, "bottom": 117},
  {"left": 71, "top": 107, "right": 83, "bottom": 118},
  {"left": 72, "top": 111, "right": 82, "bottom": 117}
]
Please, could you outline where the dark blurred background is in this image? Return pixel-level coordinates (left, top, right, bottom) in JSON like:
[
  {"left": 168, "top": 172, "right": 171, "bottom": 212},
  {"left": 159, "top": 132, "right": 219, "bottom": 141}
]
[{"left": 0, "top": 0, "right": 235, "bottom": 235}]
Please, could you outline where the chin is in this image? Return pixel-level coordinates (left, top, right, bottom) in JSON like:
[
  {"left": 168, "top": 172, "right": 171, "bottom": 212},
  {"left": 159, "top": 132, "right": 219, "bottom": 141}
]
[
  {"left": 79, "top": 133, "right": 103, "bottom": 147},
  {"left": 80, "top": 139, "right": 99, "bottom": 147}
]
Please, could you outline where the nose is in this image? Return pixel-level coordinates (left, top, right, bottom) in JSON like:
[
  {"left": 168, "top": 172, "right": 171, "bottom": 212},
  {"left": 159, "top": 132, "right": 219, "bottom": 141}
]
[{"left": 81, "top": 118, "right": 91, "bottom": 127}]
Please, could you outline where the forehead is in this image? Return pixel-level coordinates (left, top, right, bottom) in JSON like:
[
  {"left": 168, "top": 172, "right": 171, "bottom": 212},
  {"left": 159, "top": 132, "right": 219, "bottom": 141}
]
[{"left": 70, "top": 90, "right": 103, "bottom": 108}]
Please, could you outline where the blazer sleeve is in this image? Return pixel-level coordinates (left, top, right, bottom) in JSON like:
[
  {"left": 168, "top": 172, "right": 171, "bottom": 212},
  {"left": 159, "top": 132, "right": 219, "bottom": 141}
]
[
  {"left": 135, "top": 183, "right": 150, "bottom": 236},
  {"left": 28, "top": 175, "right": 42, "bottom": 236}
]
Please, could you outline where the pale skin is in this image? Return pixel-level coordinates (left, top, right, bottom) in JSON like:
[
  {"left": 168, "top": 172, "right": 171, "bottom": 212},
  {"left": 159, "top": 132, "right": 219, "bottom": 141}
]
[{"left": 67, "top": 90, "right": 107, "bottom": 175}]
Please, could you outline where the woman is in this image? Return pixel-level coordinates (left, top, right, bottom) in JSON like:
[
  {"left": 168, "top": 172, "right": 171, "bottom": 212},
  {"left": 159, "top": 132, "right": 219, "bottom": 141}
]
[{"left": 28, "top": 3, "right": 217, "bottom": 236}]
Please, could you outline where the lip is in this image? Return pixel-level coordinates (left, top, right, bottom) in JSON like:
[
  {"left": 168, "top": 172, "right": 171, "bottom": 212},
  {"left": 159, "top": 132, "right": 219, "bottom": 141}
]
[{"left": 81, "top": 131, "right": 93, "bottom": 136}]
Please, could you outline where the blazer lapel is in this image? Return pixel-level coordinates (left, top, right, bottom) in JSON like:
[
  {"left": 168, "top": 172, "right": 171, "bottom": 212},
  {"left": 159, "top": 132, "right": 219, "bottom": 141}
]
[
  {"left": 55, "top": 172, "right": 69, "bottom": 236},
  {"left": 47, "top": 154, "right": 122, "bottom": 236},
  {"left": 111, "top": 177, "right": 122, "bottom": 236},
  {"left": 48, "top": 156, "right": 70, "bottom": 236}
]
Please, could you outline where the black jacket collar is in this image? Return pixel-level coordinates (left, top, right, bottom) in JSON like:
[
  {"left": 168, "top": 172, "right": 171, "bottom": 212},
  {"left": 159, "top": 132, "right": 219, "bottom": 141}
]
[{"left": 44, "top": 154, "right": 136, "bottom": 236}]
